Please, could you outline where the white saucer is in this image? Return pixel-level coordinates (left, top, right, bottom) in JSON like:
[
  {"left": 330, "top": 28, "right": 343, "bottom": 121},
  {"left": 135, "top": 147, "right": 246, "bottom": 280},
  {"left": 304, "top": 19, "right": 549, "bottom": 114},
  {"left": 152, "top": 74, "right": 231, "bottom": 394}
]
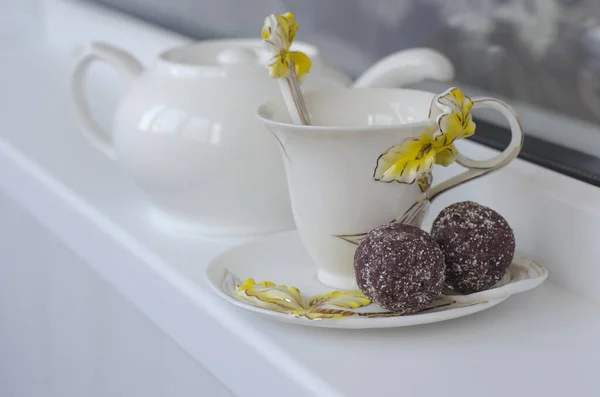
[{"left": 205, "top": 230, "right": 547, "bottom": 329}]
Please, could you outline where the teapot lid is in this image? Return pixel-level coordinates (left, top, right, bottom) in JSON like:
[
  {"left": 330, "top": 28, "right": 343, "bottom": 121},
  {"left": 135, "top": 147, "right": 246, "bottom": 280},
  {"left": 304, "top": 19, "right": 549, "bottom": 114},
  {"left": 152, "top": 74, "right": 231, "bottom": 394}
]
[{"left": 157, "top": 39, "right": 320, "bottom": 74}]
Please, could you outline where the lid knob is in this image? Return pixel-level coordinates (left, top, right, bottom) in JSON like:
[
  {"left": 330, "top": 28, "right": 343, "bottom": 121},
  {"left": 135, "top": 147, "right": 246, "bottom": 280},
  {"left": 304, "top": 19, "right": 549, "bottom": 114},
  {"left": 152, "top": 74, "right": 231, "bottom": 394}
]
[{"left": 216, "top": 47, "right": 259, "bottom": 65}]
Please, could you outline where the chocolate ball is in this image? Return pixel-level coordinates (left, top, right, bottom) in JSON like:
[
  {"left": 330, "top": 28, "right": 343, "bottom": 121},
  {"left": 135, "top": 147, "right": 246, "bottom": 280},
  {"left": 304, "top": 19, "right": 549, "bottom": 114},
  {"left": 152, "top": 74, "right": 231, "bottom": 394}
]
[
  {"left": 354, "top": 223, "right": 445, "bottom": 313},
  {"left": 431, "top": 201, "right": 515, "bottom": 294}
]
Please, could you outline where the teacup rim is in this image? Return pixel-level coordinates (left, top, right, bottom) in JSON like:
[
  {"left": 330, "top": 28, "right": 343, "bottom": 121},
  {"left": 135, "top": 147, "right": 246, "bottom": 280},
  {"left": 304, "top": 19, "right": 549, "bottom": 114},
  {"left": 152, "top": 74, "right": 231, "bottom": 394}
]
[{"left": 256, "top": 88, "right": 438, "bottom": 132}]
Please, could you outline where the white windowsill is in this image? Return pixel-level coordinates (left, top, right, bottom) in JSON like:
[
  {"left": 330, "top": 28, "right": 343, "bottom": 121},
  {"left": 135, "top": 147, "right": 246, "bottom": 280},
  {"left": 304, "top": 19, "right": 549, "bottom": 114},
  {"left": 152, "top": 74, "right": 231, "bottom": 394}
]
[{"left": 1, "top": 1, "right": 599, "bottom": 396}]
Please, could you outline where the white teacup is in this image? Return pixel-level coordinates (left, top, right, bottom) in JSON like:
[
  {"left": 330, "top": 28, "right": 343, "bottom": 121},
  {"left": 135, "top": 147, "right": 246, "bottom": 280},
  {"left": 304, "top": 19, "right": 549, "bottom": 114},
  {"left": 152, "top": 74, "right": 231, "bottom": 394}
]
[{"left": 257, "top": 88, "right": 523, "bottom": 289}]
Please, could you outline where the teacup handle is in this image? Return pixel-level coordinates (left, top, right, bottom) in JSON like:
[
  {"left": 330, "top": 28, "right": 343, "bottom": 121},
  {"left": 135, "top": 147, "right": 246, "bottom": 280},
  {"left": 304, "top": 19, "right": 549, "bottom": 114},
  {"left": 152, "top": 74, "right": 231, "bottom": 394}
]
[{"left": 428, "top": 97, "right": 524, "bottom": 201}]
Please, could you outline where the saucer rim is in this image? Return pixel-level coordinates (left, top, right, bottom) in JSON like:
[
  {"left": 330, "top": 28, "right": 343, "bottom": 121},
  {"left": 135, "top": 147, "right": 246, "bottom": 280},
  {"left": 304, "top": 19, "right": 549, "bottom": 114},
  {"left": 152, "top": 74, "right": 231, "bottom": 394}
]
[
  {"left": 203, "top": 230, "right": 524, "bottom": 329},
  {"left": 206, "top": 270, "right": 509, "bottom": 329}
]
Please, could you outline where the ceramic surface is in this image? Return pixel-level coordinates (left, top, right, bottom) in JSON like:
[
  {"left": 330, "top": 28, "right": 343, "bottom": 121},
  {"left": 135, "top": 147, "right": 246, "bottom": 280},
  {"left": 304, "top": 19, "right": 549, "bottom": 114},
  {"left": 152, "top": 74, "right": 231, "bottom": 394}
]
[
  {"left": 257, "top": 87, "right": 524, "bottom": 288},
  {"left": 71, "top": 40, "right": 454, "bottom": 235},
  {"left": 205, "top": 231, "right": 547, "bottom": 329}
]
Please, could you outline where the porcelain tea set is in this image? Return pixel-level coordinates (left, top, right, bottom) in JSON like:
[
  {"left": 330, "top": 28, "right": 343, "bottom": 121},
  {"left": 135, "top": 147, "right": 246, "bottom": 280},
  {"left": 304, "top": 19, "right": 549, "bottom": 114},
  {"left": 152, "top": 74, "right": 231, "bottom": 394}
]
[
  {"left": 71, "top": 12, "right": 546, "bottom": 329},
  {"left": 71, "top": 35, "right": 452, "bottom": 235}
]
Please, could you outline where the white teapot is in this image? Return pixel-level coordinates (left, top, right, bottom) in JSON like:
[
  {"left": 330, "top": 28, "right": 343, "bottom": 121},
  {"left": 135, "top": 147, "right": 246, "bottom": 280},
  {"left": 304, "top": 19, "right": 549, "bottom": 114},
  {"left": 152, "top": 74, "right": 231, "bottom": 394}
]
[{"left": 71, "top": 39, "right": 454, "bottom": 235}]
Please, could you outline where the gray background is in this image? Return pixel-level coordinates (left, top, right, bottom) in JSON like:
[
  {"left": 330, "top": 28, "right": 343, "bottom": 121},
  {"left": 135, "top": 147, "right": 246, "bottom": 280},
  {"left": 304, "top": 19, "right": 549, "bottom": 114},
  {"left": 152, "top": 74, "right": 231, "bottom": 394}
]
[{"left": 89, "top": 0, "right": 600, "bottom": 127}]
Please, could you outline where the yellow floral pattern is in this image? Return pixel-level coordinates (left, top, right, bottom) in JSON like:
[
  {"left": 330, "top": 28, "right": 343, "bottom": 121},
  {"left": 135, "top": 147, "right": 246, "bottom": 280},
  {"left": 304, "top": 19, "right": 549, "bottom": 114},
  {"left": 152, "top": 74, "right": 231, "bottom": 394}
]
[
  {"left": 220, "top": 270, "right": 469, "bottom": 321},
  {"left": 373, "top": 126, "right": 437, "bottom": 183},
  {"left": 261, "top": 12, "right": 311, "bottom": 81},
  {"left": 430, "top": 87, "right": 476, "bottom": 144},
  {"left": 235, "top": 278, "right": 371, "bottom": 320},
  {"left": 373, "top": 87, "right": 476, "bottom": 184},
  {"left": 417, "top": 173, "right": 433, "bottom": 193}
]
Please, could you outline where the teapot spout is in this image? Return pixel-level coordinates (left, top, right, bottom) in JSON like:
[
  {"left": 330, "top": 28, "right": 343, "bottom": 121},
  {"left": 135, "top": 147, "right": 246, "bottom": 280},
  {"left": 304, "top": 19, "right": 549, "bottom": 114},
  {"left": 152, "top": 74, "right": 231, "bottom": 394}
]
[{"left": 353, "top": 48, "right": 454, "bottom": 88}]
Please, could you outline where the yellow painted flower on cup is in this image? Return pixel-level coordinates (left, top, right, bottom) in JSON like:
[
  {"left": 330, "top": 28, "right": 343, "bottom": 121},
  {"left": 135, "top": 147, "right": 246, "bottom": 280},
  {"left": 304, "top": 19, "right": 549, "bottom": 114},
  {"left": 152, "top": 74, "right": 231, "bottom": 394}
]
[
  {"left": 430, "top": 87, "right": 477, "bottom": 145},
  {"left": 261, "top": 12, "right": 311, "bottom": 81},
  {"left": 373, "top": 87, "right": 475, "bottom": 184}
]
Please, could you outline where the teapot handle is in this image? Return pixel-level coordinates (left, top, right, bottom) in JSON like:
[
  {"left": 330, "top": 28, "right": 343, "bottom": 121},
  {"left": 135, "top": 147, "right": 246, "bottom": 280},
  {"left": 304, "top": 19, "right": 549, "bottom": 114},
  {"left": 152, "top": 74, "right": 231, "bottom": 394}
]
[
  {"left": 428, "top": 98, "right": 524, "bottom": 200},
  {"left": 71, "top": 42, "right": 143, "bottom": 159},
  {"left": 353, "top": 48, "right": 454, "bottom": 88}
]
